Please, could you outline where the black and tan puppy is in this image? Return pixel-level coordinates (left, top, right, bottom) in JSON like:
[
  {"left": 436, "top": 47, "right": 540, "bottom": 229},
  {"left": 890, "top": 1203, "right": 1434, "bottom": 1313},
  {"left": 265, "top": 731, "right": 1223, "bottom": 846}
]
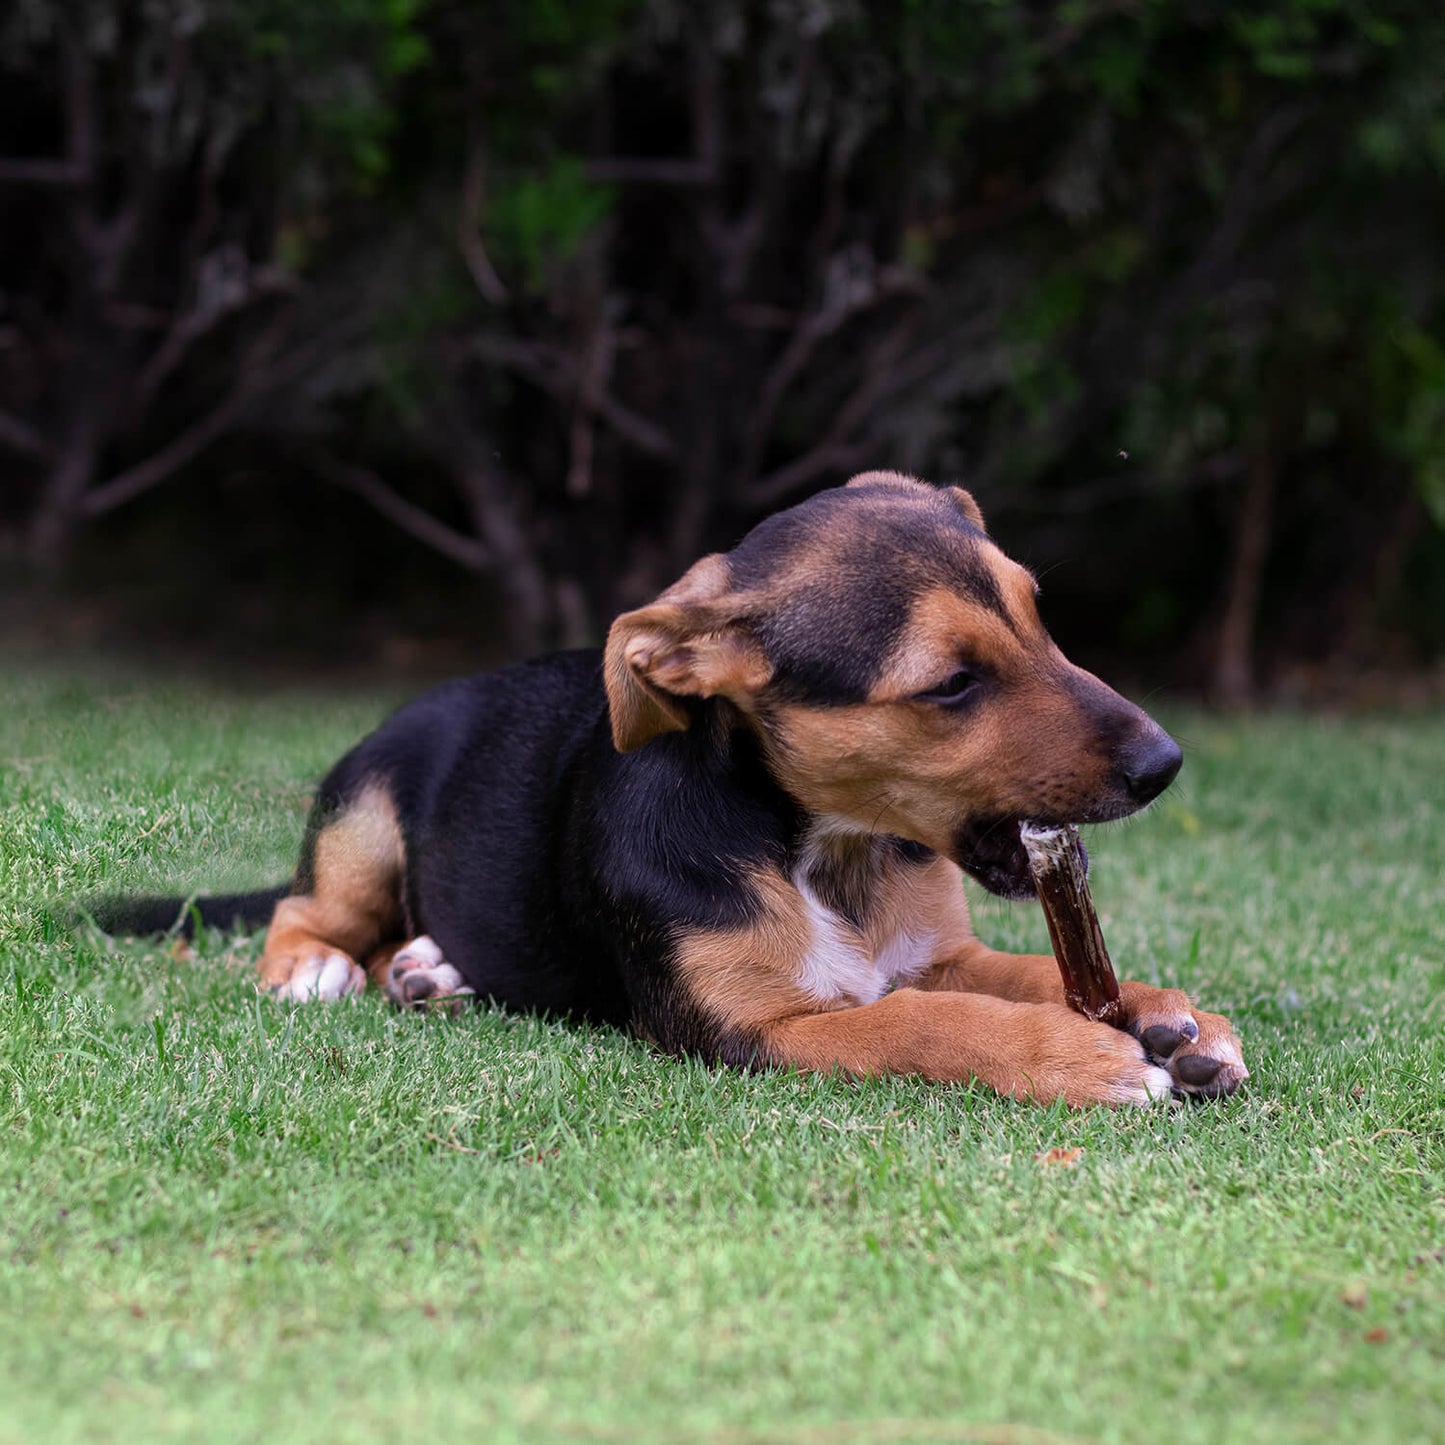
[{"left": 107, "top": 473, "right": 1246, "bottom": 1106}]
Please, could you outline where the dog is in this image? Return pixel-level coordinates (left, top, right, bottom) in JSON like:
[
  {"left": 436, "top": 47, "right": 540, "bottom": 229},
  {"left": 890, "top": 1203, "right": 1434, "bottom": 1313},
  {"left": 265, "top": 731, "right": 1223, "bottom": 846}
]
[{"left": 100, "top": 472, "right": 1246, "bottom": 1106}]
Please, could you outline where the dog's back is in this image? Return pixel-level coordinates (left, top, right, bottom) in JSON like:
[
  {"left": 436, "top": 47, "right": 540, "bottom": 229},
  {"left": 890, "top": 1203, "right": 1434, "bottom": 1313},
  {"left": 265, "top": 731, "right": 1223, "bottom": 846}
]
[
  {"left": 315, "top": 650, "right": 797, "bottom": 1049},
  {"left": 309, "top": 651, "right": 622, "bottom": 1018}
]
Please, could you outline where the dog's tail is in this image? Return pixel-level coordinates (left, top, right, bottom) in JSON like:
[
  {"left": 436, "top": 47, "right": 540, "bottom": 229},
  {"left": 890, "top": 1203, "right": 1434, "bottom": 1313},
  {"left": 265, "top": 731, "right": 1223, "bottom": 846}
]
[{"left": 87, "top": 885, "right": 288, "bottom": 939}]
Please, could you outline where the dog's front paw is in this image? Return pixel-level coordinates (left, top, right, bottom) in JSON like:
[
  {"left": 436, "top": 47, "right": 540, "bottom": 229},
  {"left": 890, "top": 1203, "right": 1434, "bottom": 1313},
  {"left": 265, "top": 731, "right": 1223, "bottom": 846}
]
[
  {"left": 1155, "top": 1008, "right": 1248, "bottom": 1099},
  {"left": 1020, "top": 1009, "right": 1175, "bottom": 1108},
  {"left": 382, "top": 935, "right": 475, "bottom": 1012},
  {"left": 1077, "top": 1026, "right": 1177, "bottom": 1108},
  {"left": 266, "top": 949, "right": 366, "bottom": 1002},
  {"left": 1118, "top": 982, "right": 1248, "bottom": 1099}
]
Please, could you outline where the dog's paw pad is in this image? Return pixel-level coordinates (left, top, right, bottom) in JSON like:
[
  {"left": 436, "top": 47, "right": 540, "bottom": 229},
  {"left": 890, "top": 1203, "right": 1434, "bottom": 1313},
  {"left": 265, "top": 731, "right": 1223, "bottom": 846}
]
[
  {"left": 1118, "top": 985, "right": 1246, "bottom": 1101},
  {"left": 272, "top": 951, "right": 364, "bottom": 1002},
  {"left": 1162, "top": 1010, "right": 1248, "bottom": 1100},
  {"left": 385, "top": 936, "right": 474, "bottom": 1012},
  {"left": 1138, "top": 1021, "right": 1197, "bottom": 1057},
  {"left": 1173, "top": 1053, "right": 1223, "bottom": 1087}
]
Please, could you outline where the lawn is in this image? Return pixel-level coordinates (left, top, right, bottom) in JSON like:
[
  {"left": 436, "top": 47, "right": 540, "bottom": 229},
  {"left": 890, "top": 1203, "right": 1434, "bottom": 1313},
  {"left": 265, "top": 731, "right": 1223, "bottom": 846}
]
[{"left": 1, "top": 664, "right": 1441, "bottom": 1445}]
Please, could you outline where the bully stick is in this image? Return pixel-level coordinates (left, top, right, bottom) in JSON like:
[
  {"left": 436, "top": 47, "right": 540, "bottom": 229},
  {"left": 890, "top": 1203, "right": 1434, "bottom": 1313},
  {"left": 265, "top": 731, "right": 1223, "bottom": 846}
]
[{"left": 1019, "top": 822, "right": 1123, "bottom": 1026}]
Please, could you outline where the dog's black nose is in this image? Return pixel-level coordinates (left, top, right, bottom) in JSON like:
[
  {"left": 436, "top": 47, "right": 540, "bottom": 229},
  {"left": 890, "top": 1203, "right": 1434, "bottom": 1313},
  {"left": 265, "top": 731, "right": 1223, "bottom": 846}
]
[{"left": 1118, "top": 729, "right": 1183, "bottom": 804}]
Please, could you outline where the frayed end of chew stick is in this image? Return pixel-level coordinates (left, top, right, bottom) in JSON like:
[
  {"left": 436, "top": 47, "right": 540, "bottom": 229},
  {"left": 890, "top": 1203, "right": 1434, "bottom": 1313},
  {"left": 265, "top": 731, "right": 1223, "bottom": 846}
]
[
  {"left": 1023, "top": 826, "right": 1069, "bottom": 855},
  {"left": 1019, "top": 821, "right": 1076, "bottom": 868}
]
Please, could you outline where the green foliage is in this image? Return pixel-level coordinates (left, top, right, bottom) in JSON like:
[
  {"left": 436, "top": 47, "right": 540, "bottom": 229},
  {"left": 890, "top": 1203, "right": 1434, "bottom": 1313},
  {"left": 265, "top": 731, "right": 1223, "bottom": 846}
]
[
  {"left": 237, "top": 0, "right": 430, "bottom": 73},
  {"left": 1376, "top": 321, "right": 1445, "bottom": 525},
  {"left": 4, "top": 0, "right": 1445, "bottom": 674},
  {"left": 488, "top": 156, "right": 617, "bottom": 291},
  {"left": 0, "top": 0, "right": 435, "bottom": 206},
  {"left": 506, "top": 0, "right": 637, "bottom": 53},
  {"left": 228, "top": 0, "right": 432, "bottom": 184}
]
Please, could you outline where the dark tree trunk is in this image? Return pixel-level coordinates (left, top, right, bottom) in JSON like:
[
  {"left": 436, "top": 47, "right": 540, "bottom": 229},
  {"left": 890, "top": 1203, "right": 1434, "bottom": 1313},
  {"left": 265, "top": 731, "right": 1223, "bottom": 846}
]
[
  {"left": 26, "top": 392, "right": 100, "bottom": 582},
  {"left": 1213, "top": 442, "right": 1277, "bottom": 709},
  {"left": 1335, "top": 486, "right": 1427, "bottom": 667}
]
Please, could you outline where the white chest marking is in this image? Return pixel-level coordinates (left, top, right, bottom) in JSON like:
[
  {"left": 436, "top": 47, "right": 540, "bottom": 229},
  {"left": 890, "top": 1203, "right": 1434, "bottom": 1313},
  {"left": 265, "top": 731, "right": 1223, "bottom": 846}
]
[{"left": 794, "top": 877, "right": 936, "bottom": 1006}]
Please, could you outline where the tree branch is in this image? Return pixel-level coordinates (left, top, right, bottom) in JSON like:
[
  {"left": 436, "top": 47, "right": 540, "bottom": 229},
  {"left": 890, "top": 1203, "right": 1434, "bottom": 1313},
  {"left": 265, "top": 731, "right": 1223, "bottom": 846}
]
[
  {"left": 79, "top": 382, "right": 255, "bottom": 517},
  {"left": 313, "top": 455, "right": 491, "bottom": 571},
  {"left": 81, "top": 324, "right": 315, "bottom": 517},
  {"left": 746, "top": 440, "right": 878, "bottom": 507},
  {"left": 1179, "top": 106, "right": 1309, "bottom": 301},
  {"left": 998, "top": 451, "right": 1244, "bottom": 517},
  {"left": 586, "top": 158, "right": 714, "bottom": 186},
  {"left": 131, "top": 257, "right": 295, "bottom": 410},
  {"left": 567, "top": 315, "right": 617, "bottom": 498},
  {"left": 471, "top": 334, "right": 674, "bottom": 460},
  {"left": 744, "top": 312, "right": 928, "bottom": 507},
  {"left": 0, "top": 159, "right": 84, "bottom": 186},
  {"left": 436, "top": 416, "right": 556, "bottom": 649},
  {"left": 740, "top": 256, "right": 924, "bottom": 487},
  {"left": 0, "top": 409, "right": 52, "bottom": 462},
  {"left": 58, "top": 17, "right": 95, "bottom": 184},
  {"left": 459, "top": 141, "right": 509, "bottom": 306}
]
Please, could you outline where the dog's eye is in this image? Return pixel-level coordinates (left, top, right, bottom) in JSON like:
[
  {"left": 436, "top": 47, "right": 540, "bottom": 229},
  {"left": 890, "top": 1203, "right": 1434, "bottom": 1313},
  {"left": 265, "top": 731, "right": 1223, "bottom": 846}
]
[{"left": 918, "top": 668, "right": 983, "bottom": 707}]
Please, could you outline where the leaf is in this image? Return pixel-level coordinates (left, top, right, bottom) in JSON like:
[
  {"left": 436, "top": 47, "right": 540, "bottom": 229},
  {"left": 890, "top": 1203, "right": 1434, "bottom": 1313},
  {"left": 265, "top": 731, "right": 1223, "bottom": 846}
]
[{"left": 1035, "top": 1147, "right": 1084, "bottom": 1168}]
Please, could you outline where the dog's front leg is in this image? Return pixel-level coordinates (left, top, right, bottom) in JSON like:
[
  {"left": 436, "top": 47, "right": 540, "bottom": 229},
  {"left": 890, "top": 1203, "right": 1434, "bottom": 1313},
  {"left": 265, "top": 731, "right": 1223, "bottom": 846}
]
[
  {"left": 761, "top": 989, "right": 1173, "bottom": 1108},
  {"left": 917, "top": 943, "right": 1247, "bottom": 1098}
]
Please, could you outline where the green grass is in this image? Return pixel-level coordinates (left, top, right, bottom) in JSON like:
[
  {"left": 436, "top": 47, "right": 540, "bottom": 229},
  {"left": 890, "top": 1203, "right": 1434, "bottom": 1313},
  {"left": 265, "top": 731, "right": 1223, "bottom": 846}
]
[{"left": 1, "top": 664, "right": 1442, "bottom": 1445}]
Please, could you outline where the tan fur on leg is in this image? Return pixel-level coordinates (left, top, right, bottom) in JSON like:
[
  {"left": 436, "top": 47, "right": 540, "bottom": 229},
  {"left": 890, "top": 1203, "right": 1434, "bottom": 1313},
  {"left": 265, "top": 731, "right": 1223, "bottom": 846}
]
[
  {"left": 258, "top": 785, "right": 405, "bottom": 1002},
  {"left": 760, "top": 987, "right": 1172, "bottom": 1107}
]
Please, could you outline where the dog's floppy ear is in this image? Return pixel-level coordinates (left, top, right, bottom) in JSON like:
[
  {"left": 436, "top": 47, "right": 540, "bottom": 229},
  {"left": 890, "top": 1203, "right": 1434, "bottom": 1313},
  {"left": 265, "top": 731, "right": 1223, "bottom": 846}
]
[
  {"left": 604, "top": 555, "right": 772, "bottom": 752},
  {"left": 947, "top": 486, "right": 986, "bottom": 532}
]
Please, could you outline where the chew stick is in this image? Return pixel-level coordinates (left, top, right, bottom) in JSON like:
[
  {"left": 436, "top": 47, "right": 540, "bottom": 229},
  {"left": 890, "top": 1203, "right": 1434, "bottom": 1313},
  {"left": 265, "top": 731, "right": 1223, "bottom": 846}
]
[{"left": 1020, "top": 823, "right": 1122, "bottom": 1025}]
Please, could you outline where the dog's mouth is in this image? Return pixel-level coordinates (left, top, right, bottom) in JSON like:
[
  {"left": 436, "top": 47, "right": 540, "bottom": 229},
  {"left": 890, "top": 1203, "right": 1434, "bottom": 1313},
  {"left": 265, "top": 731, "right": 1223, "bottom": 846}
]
[{"left": 952, "top": 816, "right": 1089, "bottom": 900}]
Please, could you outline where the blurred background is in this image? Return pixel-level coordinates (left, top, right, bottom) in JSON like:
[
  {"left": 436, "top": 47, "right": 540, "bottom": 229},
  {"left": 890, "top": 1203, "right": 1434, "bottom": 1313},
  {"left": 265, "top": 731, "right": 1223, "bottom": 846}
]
[{"left": 2, "top": 0, "right": 1442, "bottom": 704}]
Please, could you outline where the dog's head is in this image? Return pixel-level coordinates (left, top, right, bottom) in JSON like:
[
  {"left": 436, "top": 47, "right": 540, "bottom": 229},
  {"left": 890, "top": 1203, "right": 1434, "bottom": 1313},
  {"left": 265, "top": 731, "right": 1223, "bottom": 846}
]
[{"left": 604, "top": 472, "right": 1180, "bottom": 898}]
